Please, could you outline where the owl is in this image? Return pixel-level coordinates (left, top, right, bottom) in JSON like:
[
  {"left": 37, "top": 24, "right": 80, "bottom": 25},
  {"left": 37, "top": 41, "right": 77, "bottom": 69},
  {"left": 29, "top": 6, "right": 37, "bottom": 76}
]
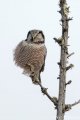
[{"left": 14, "top": 30, "right": 47, "bottom": 85}]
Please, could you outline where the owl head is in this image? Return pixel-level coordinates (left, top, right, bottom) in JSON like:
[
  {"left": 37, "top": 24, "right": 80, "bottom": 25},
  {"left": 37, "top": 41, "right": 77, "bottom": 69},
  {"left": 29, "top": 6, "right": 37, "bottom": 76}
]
[{"left": 25, "top": 29, "right": 45, "bottom": 44}]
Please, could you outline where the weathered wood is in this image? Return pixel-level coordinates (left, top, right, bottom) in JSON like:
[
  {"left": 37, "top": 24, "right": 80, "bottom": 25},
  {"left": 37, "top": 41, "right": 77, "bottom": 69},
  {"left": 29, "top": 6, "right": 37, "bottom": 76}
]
[{"left": 56, "top": 0, "right": 69, "bottom": 120}]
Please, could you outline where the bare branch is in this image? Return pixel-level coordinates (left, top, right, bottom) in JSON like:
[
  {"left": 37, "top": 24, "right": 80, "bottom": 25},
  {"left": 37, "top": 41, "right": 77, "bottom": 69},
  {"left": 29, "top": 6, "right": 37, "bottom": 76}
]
[
  {"left": 57, "top": 62, "right": 61, "bottom": 67},
  {"left": 63, "top": 99, "right": 80, "bottom": 112},
  {"left": 53, "top": 37, "right": 64, "bottom": 46},
  {"left": 66, "top": 64, "right": 74, "bottom": 71},
  {"left": 36, "top": 81, "right": 58, "bottom": 107},
  {"left": 60, "top": 17, "right": 73, "bottom": 22},
  {"left": 53, "top": 38, "right": 62, "bottom": 46},
  {"left": 67, "top": 52, "right": 75, "bottom": 59},
  {"left": 57, "top": 76, "right": 60, "bottom": 79},
  {"left": 66, "top": 17, "right": 73, "bottom": 21},
  {"left": 65, "top": 80, "right": 72, "bottom": 86},
  {"left": 70, "top": 99, "right": 80, "bottom": 107},
  {"left": 57, "top": 10, "right": 62, "bottom": 14},
  {"left": 66, "top": 44, "right": 70, "bottom": 46}
]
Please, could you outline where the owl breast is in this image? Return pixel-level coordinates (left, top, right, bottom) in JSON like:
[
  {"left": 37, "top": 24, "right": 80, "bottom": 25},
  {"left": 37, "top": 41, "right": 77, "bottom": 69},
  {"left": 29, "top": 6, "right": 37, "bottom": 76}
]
[{"left": 14, "top": 41, "right": 47, "bottom": 73}]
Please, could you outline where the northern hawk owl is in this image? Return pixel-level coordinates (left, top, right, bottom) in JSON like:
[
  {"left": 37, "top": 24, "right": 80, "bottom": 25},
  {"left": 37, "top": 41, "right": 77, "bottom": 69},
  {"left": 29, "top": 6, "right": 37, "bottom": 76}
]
[{"left": 14, "top": 30, "right": 47, "bottom": 85}]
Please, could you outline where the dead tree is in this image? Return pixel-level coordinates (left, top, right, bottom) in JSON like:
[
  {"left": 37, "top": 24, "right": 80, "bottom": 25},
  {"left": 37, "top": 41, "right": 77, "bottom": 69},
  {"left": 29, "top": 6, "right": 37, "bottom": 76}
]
[
  {"left": 55, "top": 0, "right": 80, "bottom": 120},
  {"left": 13, "top": 0, "right": 80, "bottom": 119},
  {"left": 35, "top": 0, "right": 80, "bottom": 120},
  {"left": 55, "top": 0, "right": 73, "bottom": 119}
]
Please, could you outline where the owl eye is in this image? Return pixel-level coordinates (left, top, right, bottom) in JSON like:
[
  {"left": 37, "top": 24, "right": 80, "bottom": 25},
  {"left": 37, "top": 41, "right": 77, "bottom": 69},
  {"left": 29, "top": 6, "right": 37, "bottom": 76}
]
[
  {"left": 37, "top": 33, "right": 42, "bottom": 39},
  {"left": 39, "top": 31, "right": 45, "bottom": 39},
  {"left": 27, "top": 32, "right": 32, "bottom": 41}
]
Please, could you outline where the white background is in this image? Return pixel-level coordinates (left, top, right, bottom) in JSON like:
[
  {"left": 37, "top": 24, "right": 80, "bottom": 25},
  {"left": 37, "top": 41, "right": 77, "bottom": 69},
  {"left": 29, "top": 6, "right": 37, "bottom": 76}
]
[{"left": 0, "top": 0, "right": 80, "bottom": 120}]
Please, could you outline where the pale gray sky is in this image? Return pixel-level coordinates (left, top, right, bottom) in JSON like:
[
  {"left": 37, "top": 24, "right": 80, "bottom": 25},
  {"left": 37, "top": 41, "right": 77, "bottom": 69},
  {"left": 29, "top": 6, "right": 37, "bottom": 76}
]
[{"left": 0, "top": 0, "right": 80, "bottom": 120}]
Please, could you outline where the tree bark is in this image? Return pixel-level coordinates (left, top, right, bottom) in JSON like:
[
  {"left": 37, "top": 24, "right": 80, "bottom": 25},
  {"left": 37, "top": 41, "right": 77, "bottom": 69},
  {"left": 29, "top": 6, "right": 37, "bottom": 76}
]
[{"left": 56, "top": 0, "right": 69, "bottom": 120}]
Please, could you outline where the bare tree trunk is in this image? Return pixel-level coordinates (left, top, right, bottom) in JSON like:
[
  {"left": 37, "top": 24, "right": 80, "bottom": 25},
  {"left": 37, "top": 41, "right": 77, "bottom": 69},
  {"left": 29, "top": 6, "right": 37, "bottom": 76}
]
[{"left": 56, "top": 0, "right": 69, "bottom": 120}]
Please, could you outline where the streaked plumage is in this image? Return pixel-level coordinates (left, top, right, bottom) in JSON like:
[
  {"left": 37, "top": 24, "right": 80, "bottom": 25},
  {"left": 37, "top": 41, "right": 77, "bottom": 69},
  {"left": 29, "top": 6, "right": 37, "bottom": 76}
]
[{"left": 14, "top": 30, "right": 47, "bottom": 84}]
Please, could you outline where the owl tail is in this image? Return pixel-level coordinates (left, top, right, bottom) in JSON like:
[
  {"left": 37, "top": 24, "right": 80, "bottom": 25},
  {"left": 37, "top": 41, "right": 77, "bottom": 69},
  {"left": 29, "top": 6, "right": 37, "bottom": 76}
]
[{"left": 30, "top": 73, "right": 41, "bottom": 85}]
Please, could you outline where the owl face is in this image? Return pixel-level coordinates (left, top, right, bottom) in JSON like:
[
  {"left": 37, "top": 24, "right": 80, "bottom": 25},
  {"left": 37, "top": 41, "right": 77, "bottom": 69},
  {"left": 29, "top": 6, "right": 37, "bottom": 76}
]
[{"left": 25, "top": 30, "right": 45, "bottom": 44}]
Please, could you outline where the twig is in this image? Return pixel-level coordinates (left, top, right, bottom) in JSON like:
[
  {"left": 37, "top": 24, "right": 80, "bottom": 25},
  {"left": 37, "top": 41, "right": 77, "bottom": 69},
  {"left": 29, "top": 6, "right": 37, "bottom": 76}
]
[
  {"left": 53, "top": 37, "right": 64, "bottom": 46},
  {"left": 67, "top": 52, "right": 74, "bottom": 58},
  {"left": 57, "top": 62, "right": 61, "bottom": 67},
  {"left": 66, "top": 64, "right": 74, "bottom": 71},
  {"left": 60, "top": 17, "right": 73, "bottom": 22},
  {"left": 65, "top": 80, "right": 72, "bottom": 86},
  {"left": 64, "top": 99, "right": 80, "bottom": 112},
  {"left": 70, "top": 99, "right": 80, "bottom": 107},
  {"left": 57, "top": 75, "right": 60, "bottom": 79},
  {"left": 66, "top": 17, "right": 73, "bottom": 21}
]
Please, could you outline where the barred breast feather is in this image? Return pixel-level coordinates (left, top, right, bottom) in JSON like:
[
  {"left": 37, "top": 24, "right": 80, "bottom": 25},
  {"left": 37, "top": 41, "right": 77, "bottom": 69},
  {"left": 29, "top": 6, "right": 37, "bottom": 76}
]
[{"left": 14, "top": 40, "right": 47, "bottom": 75}]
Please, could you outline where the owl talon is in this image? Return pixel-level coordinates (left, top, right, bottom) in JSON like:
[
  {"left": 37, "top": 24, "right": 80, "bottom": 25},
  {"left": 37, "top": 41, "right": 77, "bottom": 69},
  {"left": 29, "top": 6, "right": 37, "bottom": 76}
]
[
  {"left": 32, "top": 77, "right": 40, "bottom": 85},
  {"left": 30, "top": 72, "right": 35, "bottom": 77},
  {"left": 33, "top": 80, "right": 39, "bottom": 85}
]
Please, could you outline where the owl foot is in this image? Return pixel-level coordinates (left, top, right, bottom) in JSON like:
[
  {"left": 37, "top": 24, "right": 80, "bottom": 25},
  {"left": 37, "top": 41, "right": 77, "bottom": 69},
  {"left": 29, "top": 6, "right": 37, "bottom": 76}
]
[
  {"left": 32, "top": 79, "right": 40, "bottom": 85},
  {"left": 30, "top": 76, "right": 40, "bottom": 85},
  {"left": 30, "top": 72, "right": 35, "bottom": 77}
]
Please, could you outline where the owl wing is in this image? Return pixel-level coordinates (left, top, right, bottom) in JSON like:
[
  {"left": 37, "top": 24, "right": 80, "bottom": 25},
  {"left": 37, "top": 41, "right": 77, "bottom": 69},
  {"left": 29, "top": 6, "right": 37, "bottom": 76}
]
[
  {"left": 40, "top": 56, "right": 45, "bottom": 72},
  {"left": 40, "top": 46, "right": 47, "bottom": 72}
]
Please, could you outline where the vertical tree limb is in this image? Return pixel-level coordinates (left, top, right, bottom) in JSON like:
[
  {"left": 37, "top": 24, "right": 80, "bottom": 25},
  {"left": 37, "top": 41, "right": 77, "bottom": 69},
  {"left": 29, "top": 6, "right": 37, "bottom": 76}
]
[{"left": 56, "top": 0, "right": 69, "bottom": 120}]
